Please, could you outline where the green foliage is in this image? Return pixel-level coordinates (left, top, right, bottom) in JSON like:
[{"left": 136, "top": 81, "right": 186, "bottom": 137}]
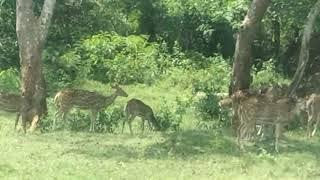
[
  {"left": 252, "top": 60, "right": 290, "bottom": 88},
  {"left": 60, "top": 32, "right": 163, "bottom": 84},
  {"left": 0, "top": 0, "right": 19, "bottom": 70},
  {"left": 42, "top": 104, "right": 124, "bottom": 133},
  {"left": 0, "top": 68, "right": 20, "bottom": 93},
  {"left": 156, "top": 98, "right": 183, "bottom": 131},
  {"left": 189, "top": 57, "right": 232, "bottom": 129}
]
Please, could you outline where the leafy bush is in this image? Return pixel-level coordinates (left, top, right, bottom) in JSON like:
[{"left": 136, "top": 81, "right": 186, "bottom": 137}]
[
  {"left": 0, "top": 68, "right": 20, "bottom": 93},
  {"left": 42, "top": 104, "right": 124, "bottom": 133},
  {"left": 191, "top": 57, "right": 232, "bottom": 129},
  {"left": 59, "top": 32, "right": 164, "bottom": 84},
  {"left": 252, "top": 60, "right": 290, "bottom": 88},
  {"left": 156, "top": 98, "right": 183, "bottom": 131},
  {"left": 195, "top": 93, "right": 231, "bottom": 130}
]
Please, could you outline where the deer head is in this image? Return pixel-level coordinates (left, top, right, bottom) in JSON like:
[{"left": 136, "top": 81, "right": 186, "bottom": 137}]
[{"left": 111, "top": 84, "right": 128, "bottom": 97}]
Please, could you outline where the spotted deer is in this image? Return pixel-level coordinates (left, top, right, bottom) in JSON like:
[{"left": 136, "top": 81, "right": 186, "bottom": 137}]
[
  {"left": 122, "top": 98, "right": 161, "bottom": 135},
  {"left": 305, "top": 93, "right": 320, "bottom": 137},
  {"left": 233, "top": 90, "right": 302, "bottom": 152},
  {"left": 0, "top": 92, "right": 22, "bottom": 130},
  {"left": 54, "top": 84, "right": 128, "bottom": 132}
]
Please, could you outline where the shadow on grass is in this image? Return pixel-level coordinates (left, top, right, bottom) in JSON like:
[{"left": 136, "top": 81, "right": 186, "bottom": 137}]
[
  {"left": 65, "top": 129, "right": 241, "bottom": 161},
  {"left": 52, "top": 128, "right": 320, "bottom": 162},
  {"left": 282, "top": 137, "right": 320, "bottom": 158},
  {"left": 143, "top": 129, "right": 240, "bottom": 159}
]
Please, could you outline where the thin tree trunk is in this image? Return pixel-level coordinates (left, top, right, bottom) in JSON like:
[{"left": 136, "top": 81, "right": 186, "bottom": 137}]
[
  {"left": 287, "top": 0, "right": 320, "bottom": 97},
  {"left": 16, "top": 0, "right": 56, "bottom": 132},
  {"left": 231, "top": 0, "right": 271, "bottom": 93},
  {"left": 230, "top": 0, "right": 271, "bottom": 134}
]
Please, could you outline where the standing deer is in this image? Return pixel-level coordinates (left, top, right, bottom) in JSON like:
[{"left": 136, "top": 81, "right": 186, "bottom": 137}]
[
  {"left": 233, "top": 90, "right": 302, "bottom": 152},
  {"left": 122, "top": 98, "right": 161, "bottom": 135},
  {"left": 0, "top": 92, "right": 22, "bottom": 130},
  {"left": 54, "top": 84, "right": 128, "bottom": 132},
  {"left": 306, "top": 93, "right": 320, "bottom": 137}
]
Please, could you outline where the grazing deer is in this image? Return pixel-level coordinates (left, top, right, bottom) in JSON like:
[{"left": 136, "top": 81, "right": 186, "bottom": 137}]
[
  {"left": 0, "top": 92, "right": 22, "bottom": 130},
  {"left": 122, "top": 98, "right": 161, "bottom": 135},
  {"left": 233, "top": 90, "right": 301, "bottom": 152},
  {"left": 305, "top": 93, "right": 320, "bottom": 137},
  {"left": 54, "top": 84, "right": 128, "bottom": 132}
]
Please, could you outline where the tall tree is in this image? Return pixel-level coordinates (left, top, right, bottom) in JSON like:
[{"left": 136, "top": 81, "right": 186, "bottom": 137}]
[
  {"left": 229, "top": 0, "right": 271, "bottom": 133},
  {"left": 16, "top": 0, "right": 56, "bottom": 132},
  {"left": 287, "top": 0, "right": 320, "bottom": 97},
  {"left": 230, "top": 0, "right": 271, "bottom": 94}
]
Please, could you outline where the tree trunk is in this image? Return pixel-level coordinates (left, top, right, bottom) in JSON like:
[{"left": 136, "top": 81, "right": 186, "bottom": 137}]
[
  {"left": 230, "top": 0, "right": 271, "bottom": 134},
  {"left": 287, "top": 0, "right": 320, "bottom": 97},
  {"left": 16, "top": 0, "right": 56, "bottom": 133},
  {"left": 230, "top": 0, "right": 271, "bottom": 93}
]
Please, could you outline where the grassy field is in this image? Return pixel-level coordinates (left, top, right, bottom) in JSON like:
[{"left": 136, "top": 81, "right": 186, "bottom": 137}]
[{"left": 1, "top": 82, "right": 320, "bottom": 179}]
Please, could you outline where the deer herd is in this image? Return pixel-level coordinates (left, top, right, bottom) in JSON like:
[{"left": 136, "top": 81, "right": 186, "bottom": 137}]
[
  {"left": 0, "top": 84, "right": 320, "bottom": 152},
  {"left": 0, "top": 84, "right": 160, "bottom": 135},
  {"left": 221, "top": 85, "right": 320, "bottom": 152}
]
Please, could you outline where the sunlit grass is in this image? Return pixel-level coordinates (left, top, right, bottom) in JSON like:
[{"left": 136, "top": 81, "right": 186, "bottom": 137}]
[{"left": 1, "top": 82, "right": 320, "bottom": 179}]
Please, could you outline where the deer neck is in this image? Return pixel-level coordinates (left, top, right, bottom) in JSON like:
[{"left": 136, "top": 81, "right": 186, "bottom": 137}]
[{"left": 105, "top": 92, "right": 118, "bottom": 106}]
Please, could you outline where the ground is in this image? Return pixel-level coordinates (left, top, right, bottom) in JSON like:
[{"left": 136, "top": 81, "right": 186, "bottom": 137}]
[
  {"left": 1, "top": 81, "right": 320, "bottom": 179},
  {"left": 1, "top": 113, "right": 320, "bottom": 179}
]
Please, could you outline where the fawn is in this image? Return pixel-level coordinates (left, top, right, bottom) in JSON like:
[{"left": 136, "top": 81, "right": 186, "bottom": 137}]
[
  {"left": 54, "top": 84, "right": 128, "bottom": 132},
  {"left": 122, "top": 98, "right": 161, "bottom": 135}
]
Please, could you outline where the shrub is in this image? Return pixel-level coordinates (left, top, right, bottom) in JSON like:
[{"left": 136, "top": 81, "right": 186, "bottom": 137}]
[
  {"left": 59, "top": 32, "right": 164, "bottom": 85},
  {"left": 0, "top": 68, "right": 20, "bottom": 93},
  {"left": 252, "top": 60, "right": 290, "bottom": 88},
  {"left": 41, "top": 104, "right": 124, "bottom": 133},
  {"left": 191, "top": 57, "right": 232, "bottom": 129},
  {"left": 156, "top": 98, "right": 183, "bottom": 131}
]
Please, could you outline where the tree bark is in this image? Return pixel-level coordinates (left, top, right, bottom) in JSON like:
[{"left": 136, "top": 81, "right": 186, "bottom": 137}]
[
  {"left": 230, "top": 0, "right": 271, "bottom": 94},
  {"left": 230, "top": 0, "right": 271, "bottom": 134},
  {"left": 16, "top": 0, "right": 56, "bottom": 132},
  {"left": 287, "top": 0, "right": 320, "bottom": 97}
]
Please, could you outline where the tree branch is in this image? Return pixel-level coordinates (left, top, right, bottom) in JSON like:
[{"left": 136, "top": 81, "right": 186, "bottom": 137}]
[
  {"left": 287, "top": 0, "right": 320, "bottom": 97},
  {"left": 38, "top": 0, "right": 56, "bottom": 45}
]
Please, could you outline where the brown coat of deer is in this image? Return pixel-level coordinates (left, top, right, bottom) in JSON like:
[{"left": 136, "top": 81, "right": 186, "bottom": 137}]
[
  {"left": 0, "top": 92, "right": 22, "bottom": 130},
  {"left": 122, "top": 98, "right": 161, "bottom": 135},
  {"left": 233, "top": 90, "right": 301, "bottom": 152},
  {"left": 306, "top": 93, "right": 320, "bottom": 137},
  {"left": 54, "top": 85, "right": 128, "bottom": 132}
]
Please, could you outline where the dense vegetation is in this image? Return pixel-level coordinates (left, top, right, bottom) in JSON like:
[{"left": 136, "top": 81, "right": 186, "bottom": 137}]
[{"left": 1, "top": 0, "right": 320, "bottom": 179}]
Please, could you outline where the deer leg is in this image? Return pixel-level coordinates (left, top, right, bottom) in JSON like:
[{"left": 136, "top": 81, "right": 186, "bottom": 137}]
[
  {"left": 126, "top": 115, "right": 135, "bottom": 135},
  {"left": 147, "top": 120, "right": 152, "bottom": 130},
  {"left": 275, "top": 123, "right": 281, "bottom": 153},
  {"left": 14, "top": 113, "right": 20, "bottom": 131},
  {"left": 140, "top": 118, "right": 145, "bottom": 134},
  {"left": 121, "top": 117, "right": 126, "bottom": 134},
  {"left": 90, "top": 111, "right": 98, "bottom": 132},
  {"left": 307, "top": 112, "right": 314, "bottom": 138},
  {"left": 237, "top": 123, "right": 245, "bottom": 151},
  {"left": 311, "top": 114, "right": 320, "bottom": 137}
]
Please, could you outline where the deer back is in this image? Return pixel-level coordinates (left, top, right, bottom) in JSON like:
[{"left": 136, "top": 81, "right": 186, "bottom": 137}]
[
  {"left": 125, "top": 99, "right": 154, "bottom": 117},
  {"left": 55, "top": 89, "right": 108, "bottom": 110},
  {"left": 237, "top": 92, "right": 296, "bottom": 125},
  {"left": 0, "top": 92, "right": 21, "bottom": 113},
  {"left": 125, "top": 98, "right": 160, "bottom": 130}
]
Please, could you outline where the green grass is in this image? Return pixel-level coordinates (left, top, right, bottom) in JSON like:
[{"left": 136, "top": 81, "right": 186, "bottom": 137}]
[
  {"left": 1, "top": 114, "right": 320, "bottom": 179},
  {"left": 1, "top": 82, "right": 320, "bottom": 179}
]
